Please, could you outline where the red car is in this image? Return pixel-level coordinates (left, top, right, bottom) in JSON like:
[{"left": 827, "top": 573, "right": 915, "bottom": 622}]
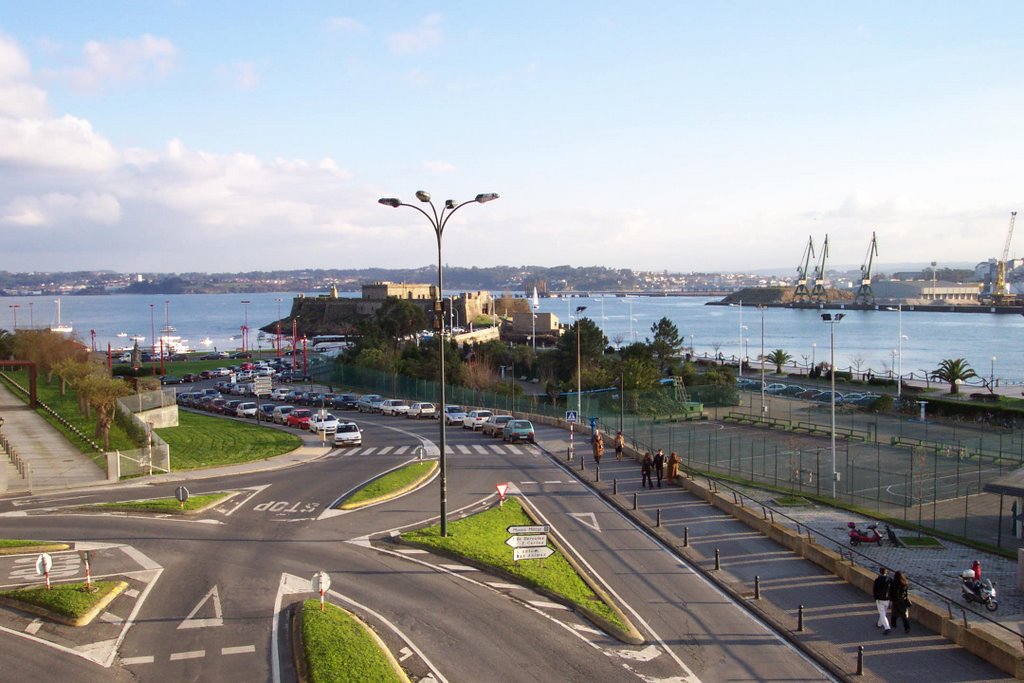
[{"left": 286, "top": 408, "right": 312, "bottom": 429}]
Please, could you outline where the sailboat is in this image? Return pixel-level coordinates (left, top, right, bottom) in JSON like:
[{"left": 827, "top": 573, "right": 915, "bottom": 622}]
[{"left": 50, "top": 299, "right": 73, "bottom": 334}]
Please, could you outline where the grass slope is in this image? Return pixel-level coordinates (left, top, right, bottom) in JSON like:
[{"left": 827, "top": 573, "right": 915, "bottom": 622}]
[{"left": 156, "top": 411, "right": 302, "bottom": 469}]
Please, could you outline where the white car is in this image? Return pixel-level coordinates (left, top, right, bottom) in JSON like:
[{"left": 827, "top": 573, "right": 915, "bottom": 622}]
[
  {"left": 272, "top": 405, "right": 295, "bottom": 424},
  {"left": 380, "top": 399, "right": 410, "bottom": 416},
  {"left": 462, "top": 409, "right": 493, "bottom": 430},
  {"left": 442, "top": 405, "right": 467, "bottom": 425},
  {"left": 309, "top": 412, "right": 341, "bottom": 434},
  {"left": 235, "top": 402, "right": 257, "bottom": 418},
  {"left": 270, "top": 388, "right": 290, "bottom": 401},
  {"left": 407, "top": 402, "right": 436, "bottom": 419},
  {"left": 333, "top": 421, "right": 362, "bottom": 447}
]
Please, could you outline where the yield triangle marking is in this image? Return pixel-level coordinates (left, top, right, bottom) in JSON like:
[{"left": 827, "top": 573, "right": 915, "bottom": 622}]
[
  {"left": 177, "top": 585, "right": 223, "bottom": 629},
  {"left": 568, "top": 512, "right": 601, "bottom": 532}
]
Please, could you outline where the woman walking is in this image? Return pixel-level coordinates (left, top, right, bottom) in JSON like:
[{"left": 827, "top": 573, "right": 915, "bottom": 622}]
[
  {"left": 614, "top": 431, "right": 625, "bottom": 461},
  {"left": 890, "top": 571, "right": 912, "bottom": 634},
  {"left": 667, "top": 451, "right": 680, "bottom": 482},
  {"left": 641, "top": 452, "right": 654, "bottom": 489}
]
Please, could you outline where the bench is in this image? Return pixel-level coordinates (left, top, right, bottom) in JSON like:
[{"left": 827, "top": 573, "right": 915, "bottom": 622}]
[
  {"left": 793, "top": 422, "right": 870, "bottom": 442},
  {"left": 723, "top": 413, "right": 790, "bottom": 430}
]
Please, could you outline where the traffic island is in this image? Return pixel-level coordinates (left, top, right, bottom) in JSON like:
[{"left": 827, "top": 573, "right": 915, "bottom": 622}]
[
  {"left": 293, "top": 598, "right": 409, "bottom": 683},
  {"left": 335, "top": 461, "right": 437, "bottom": 511},
  {"left": 397, "top": 496, "right": 642, "bottom": 645},
  {"left": 0, "top": 580, "right": 127, "bottom": 626},
  {"left": 0, "top": 540, "right": 70, "bottom": 556},
  {"left": 81, "top": 491, "right": 236, "bottom": 515}
]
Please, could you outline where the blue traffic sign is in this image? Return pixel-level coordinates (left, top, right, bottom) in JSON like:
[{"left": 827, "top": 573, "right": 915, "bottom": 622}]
[{"left": 565, "top": 410, "right": 578, "bottom": 423}]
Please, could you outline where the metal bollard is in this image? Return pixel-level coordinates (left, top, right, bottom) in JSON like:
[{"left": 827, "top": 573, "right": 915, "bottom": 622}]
[
  {"left": 683, "top": 526, "right": 689, "bottom": 546},
  {"left": 633, "top": 492, "right": 637, "bottom": 510},
  {"left": 656, "top": 508, "right": 661, "bottom": 527},
  {"left": 595, "top": 465, "right": 600, "bottom": 482},
  {"left": 754, "top": 575, "right": 760, "bottom": 600},
  {"left": 580, "top": 457, "right": 585, "bottom": 471},
  {"left": 856, "top": 645, "right": 864, "bottom": 675},
  {"left": 798, "top": 605, "right": 804, "bottom": 632},
  {"left": 714, "top": 548, "right": 721, "bottom": 570},
  {"left": 613, "top": 478, "right": 618, "bottom": 495}
]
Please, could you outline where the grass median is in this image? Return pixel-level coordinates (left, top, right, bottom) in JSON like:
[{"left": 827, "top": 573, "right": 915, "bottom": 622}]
[
  {"left": 300, "top": 599, "right": 405, "bottom": 683},
  {"left": 339, "top": 461, "right": 436, "bottom": 509},
  {"left": 0, "top": 581, "right": 122, "bottom": 621},
  {"left": 401, "top": 497, "right": 627, "bottom": 632},
  {"left": 156, "top": 410, "right": 302, "bottom": 469},
  {"left": 0, "top": 539, "right": 70, "bottom": 555},
  {"left": 89, "top": 492, "right": 231, "bottom": 514}
]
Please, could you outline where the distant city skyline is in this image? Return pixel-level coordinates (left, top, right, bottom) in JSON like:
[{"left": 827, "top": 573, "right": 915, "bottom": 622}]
[{"left": 1, "top": 4, "right": 1022, "bottom": 274}]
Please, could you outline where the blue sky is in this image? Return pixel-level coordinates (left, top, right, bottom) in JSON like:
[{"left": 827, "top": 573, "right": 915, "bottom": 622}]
[{"left": 1, "top": 2, "right": 1023, "bottom": 274}]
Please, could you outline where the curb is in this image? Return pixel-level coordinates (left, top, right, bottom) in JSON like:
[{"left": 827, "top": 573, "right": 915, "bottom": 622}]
[
  {"left": 0, "top": 580, "right": 127, "bottom": 627},
  {"left": 337, "top": 461, "right": 439, "bottom": 511}
]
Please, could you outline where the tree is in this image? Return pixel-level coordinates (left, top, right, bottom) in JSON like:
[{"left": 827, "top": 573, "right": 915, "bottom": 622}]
[
  {"left": 78, "top": 373, "right": 131, "bottom": 449},
  {"left": 649, "top": 317, "right": 682, "bottom": 371},
  {"left": 374, "top": 298, "right": 427, "bottom": 351},
  {"left": 932, "top": 358, "right": 977, "bottom": 395},
  {"left": 765, "top": 349, "right": 791, "bottom": 374}
]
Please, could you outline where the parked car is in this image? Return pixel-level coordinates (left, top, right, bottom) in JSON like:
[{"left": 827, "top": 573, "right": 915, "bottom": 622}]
[
  {"left": 308, "top": 412, "right": 341, "bottom": 434},
  {"left": 481, "top": 414, "right": 514, "bottom": 437},
  {"left": 333, "top": 421, "right": 363, "bottom": 447},
  {"left": 764, "top": 383, "right": 788, "bottom": 394},
  {"left": 287, "top": 408, "right": 313, "bottom": 429},
  {"left": 357, "top": 394, "right": 384, "bottom": 412},
  {"left": 332, "top": 394, "right": 359, "bottom": 410},
  {"left": 779, "top": 385, "right": 806, "bottom": 397},
  {"left": 272, "top": 405, "right": 295, "bottom": 424},
  {"left": 380, "top": 399, "right": 409, "bottom": 416},
  {"left": 181, "top": 373, "right": 202, "bottom": 383},
  {"left": 160, "top": 375, "right": 182, "bottom": 385},
  {"left": 814, "top": 391, "right": 844, "bottom": 405},
  {"left": 201, "top": 352, "right": 230, "bottom": 360},
  {"left": 796, "top": 389, "right": 823, "bottom": 400},
  {"left": 407, "top": 402, "right": 436, "bottom": 419},
  {"left": 257, "top": 403, "right": 277, "bottom": 421},
  {"left": 462, "top": 409, "right": 493, "bottom": 430},
  {"left": 502, "top": 419, "right": 536, "bottom": 443},
  {"left": 442, "top": 405, "right": 467, "bottom": 425},
  {"left": 235, "top": 402, "right": 258, "bottom": 418}
]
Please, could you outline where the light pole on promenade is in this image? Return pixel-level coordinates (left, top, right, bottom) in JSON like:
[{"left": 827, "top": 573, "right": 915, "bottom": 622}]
[
  {"left": 758, "top": 305, "right": 766, "bottom": 417},
  {"left": 570, "top": 305, "right": 587, "bottom": 462},
  {"left": 241, "top": 300, "right": 251, "bottom": 358},
  {"left": 8, "top": 304, "right": 18, "bottom": 330},
  {"left": 991, "top": 356, "right": 997, "bottom": 390},
  {"left": 150, "top": 304, "right": 156, "bottom": 376},
  {"left": 378, "top": 190, "right": 499, "bottom": 537},
  {"left": 821, "top": 313, "right": 845, "bottom": 498},
  {"left": 275, "top": 298, "right": 283, "bottom": 358}
]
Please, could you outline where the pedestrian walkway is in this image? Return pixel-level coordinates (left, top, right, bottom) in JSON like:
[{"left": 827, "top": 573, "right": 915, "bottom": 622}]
[
  {"left": 0, "top": 382, "right": 106, "bottom": 492},
  {"left": 536, "top": 431, "right": 1018, "bottom": 681}
]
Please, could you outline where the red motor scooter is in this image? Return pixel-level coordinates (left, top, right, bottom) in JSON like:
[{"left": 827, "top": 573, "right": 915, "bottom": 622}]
[{"left": 848, "top": 521, "right": 883, "bottom": 546}]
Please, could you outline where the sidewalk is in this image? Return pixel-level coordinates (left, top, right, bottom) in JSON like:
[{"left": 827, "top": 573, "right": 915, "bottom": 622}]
[{"left": 536, "top": 431, "right": 1018, "bottom": 681}]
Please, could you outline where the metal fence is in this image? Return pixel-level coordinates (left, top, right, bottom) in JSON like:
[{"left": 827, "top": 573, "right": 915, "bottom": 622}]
[{"left": 114, "top": 392, "right": 171, "bottom": 476}]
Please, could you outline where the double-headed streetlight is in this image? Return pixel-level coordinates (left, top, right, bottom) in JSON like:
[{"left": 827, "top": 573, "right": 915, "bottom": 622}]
[
  {"left": 241, "top": 300, "right": 251, "bottom": 358},
  {"left": 8, "top": 304, "right": 19, "bottom": 330},
  {"left": 821, "top": 313, "right": 845, "bottom": 498},
  {"left": 569, "top": 305, "right": 587, "bottom": 462},
  {"left": 378, "top": 190, "right": 499, "bottom": 537},
  {"left": 758, "top": 305, "right": 767, "bottom": 416}
]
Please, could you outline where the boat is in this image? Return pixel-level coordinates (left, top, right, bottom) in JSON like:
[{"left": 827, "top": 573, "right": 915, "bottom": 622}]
[
  {"left": 200, "top": 337, "right": 213, "bottom": 346},
  {"left": 50, "top": 299, "right": 73, "bottom": 334},
  {"left": 116, "top": 332, "right": 128, "bottom": 338},
  {"left": 131, "top": 334, "right": 145, "bottom": 343}
]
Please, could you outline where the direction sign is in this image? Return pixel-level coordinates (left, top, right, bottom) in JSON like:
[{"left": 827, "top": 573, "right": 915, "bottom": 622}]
[
  {"left": 513, "top": 546, "right": 554, "bottom": 561},
  {"left": 505, "top": 535, "right": 547, "bottom": 548},
  {"left": 35, "top": 553, "right": 52, "bottom": 576},
  {"left": 507, "top": 524, "right": 550, "bottom": 534},
  {"left": 253, "top": 377, "right": 272, "bottom": 397},
  {"left": 175, "top": 486, "right": 190, "bottom": 503},
  {"left": 565, "top": 410, "right": 578, "bottom": 423}
]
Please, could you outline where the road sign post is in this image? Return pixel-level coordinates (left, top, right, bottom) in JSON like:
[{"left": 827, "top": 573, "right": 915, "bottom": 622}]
[
  {"left": 512, "top": 546, "right": 554, "bottom": 562},
  {"left": 505, "top": 535, "right": 547, "bottom": 548},
  {"left": 35, "top": 553, "right": 52, "bottom": 590},
  {"left": 175, "top": 485, "right": 190, "bottom": 510},
  {"left": 311, "top": 571, "right": 331, "bottom": 611},
  {"left": 496, "top": 482, "right": 509, "bottom": 508},
  {"left": 78, "top": 549, "right": 92, "bottom": 591},
  {"left": 566, "top": 411, "right": 578, "bottom": 462}
]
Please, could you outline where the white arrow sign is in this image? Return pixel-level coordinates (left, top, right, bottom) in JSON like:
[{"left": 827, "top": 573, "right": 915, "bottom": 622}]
[
  {"left": 514, "top": 546, "right": 554, "bottom": 561},
  {"left": 505, "top": 535, "right": 548, "bottom": 548},
  {"left": 507, "top": 524, "right": 550, "bottom": 534}
]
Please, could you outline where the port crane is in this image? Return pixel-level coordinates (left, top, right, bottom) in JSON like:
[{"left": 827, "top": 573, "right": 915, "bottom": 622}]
[
  {"left": 793, "top": 236, "right": 815, "bottom": 302},
  {"left": 810, "top": 234, "right": 829, "bottom": 301},
  {"left": 854, "top": 232, "right": 879, "bottom": 305},
  {"left": 983, "top": 211, "right": 1017, "bottom": 305}
]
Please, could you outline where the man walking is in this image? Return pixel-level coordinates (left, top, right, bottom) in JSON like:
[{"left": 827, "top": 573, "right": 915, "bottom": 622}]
[
  {"left": 873, "top": 567, "right": 893, "bottom": 635},
  {"left": 653, "top": 449, "right": 665, "bottom": 488},
  {"left": 614, "top": 431, "right": 625, "bottom": 461}
]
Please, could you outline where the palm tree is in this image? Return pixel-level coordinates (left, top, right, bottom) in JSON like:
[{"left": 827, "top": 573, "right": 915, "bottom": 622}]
[
  {"left": 765, "top": 349, "right": 792, "bottom": 374},
  {"left": 932, "top": 358, "right": 977, "bottom": 395}
]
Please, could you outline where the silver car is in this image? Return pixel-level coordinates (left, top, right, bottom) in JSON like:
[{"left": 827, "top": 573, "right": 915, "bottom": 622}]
[{"left": 333, "top": 422, "right": 363, "bottom": 447}]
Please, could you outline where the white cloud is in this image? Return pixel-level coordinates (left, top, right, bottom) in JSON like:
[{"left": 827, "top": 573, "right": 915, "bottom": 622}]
[
  {"left": 423, "top": 160, "right": 456, "bottom": 174},
  {"left": 215, "top": 61, "right": 261, "bottom": 91},
  {"left": 387, "top": 14, "right": 443, "bottom": 55},
  {"left": 0, "top": 34, "right": 48, "bottom": 117},
  {"left": 1, "top": 191, "right": 120, "bottom": 227},
  {"left": 52, "top": 34, "right": 177, "bottom": 94},
  {"left": 325, "top": 17, "right": 365, "bottom": 33},
  {"left": 0, "top": 115, "right": 118, "bottom": 172}
]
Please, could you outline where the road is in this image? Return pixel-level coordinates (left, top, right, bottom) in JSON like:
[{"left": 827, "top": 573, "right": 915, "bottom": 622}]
[{"left": 0, "top": 408, "right": 834, "bottom": 682}]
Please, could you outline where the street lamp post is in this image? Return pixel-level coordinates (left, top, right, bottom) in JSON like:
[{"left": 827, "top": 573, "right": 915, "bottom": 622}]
[
  {"left": 821, "top": 313, "right": 845, "bottom": 498},
  {"left": 8, "top": 304, "right": 19, "bottom": 330},
  {"left": 275, "top": 298, "right": 283, "bottom": 358},
  {"left": 758, "top": 305, "right": 766, "bottom": 416},
  {"left": 378, "top": 190, "right": 499, "bottom": 537},
  {"left": 27, "top": 302, "right": 33, "bottom": 328},
  {"left": 571, "top": 305, "right": 587, "bottom": 462},
  {"left": 241, "top": 300, "right": 251, "bottom": 358},
  {"left": 149, "top": 304, "right": 156, "bottom": 376},
  {"left": 897, "top": 303, "right": 903, "bottom": 400},
  {"left": 991, "top": 356, "right": 997, "bottom": 390}
]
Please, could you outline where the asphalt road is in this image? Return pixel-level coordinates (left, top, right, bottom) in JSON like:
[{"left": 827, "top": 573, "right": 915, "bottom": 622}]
[{"left": 0, "top": 407, "right": 834, "bottom": 682}]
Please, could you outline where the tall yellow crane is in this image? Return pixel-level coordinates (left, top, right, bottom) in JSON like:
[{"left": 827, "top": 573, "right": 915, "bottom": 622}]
[{"left": 986, "top": 211, "right": 1017, "bottom": 304}]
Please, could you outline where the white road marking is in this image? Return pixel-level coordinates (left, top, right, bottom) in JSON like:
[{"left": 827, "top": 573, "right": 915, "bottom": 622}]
[
  {"left": 100, "top": 613, "right": 123, "bottom": 624},
  {"left": 486, "top": 582, "right": 525, "bottom": 590},
  {"left": 439, "top": 564, "right": 477, "bottom": 572},
  {"left": 543, "top": 480, "right": 563, "bottom": 484},
  {"left": 519, "top": 481, "right": 539, "bottom": 485},
  {"left": 222, "top": 645, "right": 256, "bottom": 655},
  {"left": 569, "top": 512, "right": 602, "bottom": 532},
  {"left": 24, "top": 619, "right": 42, "bottom": 634},
  {"left": 394, "top": 548, "right": 428, "bottom": 554},
  {"left": 398, "top": 646, "right": 414, "bottom": 661},
  {"left": 379, "top": 446, "right": 394, "bottom": 455},
  {"left": 473, "top": 445, "right": 488, "bottom": 454},
  {"left": 178, "top": 585, "right": 223, "bottom": 629},
  {"left": 394, "top": 446, "right": 409, "bottom": 454},
  {"left": 121, "top": 655, "right": 155, "bottom": 665},
  {"left": 120, "top": 545, "right": 161, "bottom": 571},
  {"left": 169, "top": 650, "right": 205, "bottom": 661},
  {"left": 527, "top": 600, "right": 568, "bottom": 610},
  {"left": 272, "top": 573, "right": 312, "bottom": 683},
  {"left": 362, "top": 447, "right": 377, "bottom": 455},
  {"left": 125, "top": 589, "right": 140, "bottom": 598},
  {"left": 222, "top": 484, "right": 271, "bottom": 517},
  {"left": 615, "top": 644, "right": 662, "bottom": 662}
]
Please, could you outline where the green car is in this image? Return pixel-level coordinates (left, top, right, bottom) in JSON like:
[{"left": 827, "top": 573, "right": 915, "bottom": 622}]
[{"left": 502, "top": 419, "right": 535, "bottom": 444}]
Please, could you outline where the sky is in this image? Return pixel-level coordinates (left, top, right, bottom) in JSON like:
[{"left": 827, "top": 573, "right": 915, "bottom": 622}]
[{"left": 2, "top": 2, "right": 1024, "bottom": 275}]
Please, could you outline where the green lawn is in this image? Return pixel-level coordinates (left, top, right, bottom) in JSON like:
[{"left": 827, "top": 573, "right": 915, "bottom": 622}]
[
  {"left": 156, "top": 411, "right": 302, "bottom": 470},
  {"left": 0, "top": 539, "right": 69, "bottom": 554},
  {"left": 401, "top": 497, "right": 625, "bottom": 631},
  {"left": 301, "top": 599, "right": 403, "bottom": 683},
  {"left": 91, "top": 492, "right": 231, "bottom": 513},
  {"left": 340, "top": 461, "right": 436, "bottom": 509},
  {"left": 0, "top": 581, "right": 121, "bottom": 619},
  {"left": 0, "top": 369, "right": 136, "bottom": 456}
]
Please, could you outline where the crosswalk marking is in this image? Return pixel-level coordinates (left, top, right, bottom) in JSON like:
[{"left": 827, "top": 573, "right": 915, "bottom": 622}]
[
  {"left": 394, "top": 446, "right": 409, "bottom": 454},
  {"left": 344, "top": 444, "right": 534, "bottom": 457},
  {"left": 378, "top": 446, "right": 393, "bottom": 455}
]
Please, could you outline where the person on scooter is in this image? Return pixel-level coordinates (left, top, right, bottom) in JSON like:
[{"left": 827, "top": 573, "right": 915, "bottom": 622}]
[{"left": 872, "top": 567, "right": 893, "bottom": 635}]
